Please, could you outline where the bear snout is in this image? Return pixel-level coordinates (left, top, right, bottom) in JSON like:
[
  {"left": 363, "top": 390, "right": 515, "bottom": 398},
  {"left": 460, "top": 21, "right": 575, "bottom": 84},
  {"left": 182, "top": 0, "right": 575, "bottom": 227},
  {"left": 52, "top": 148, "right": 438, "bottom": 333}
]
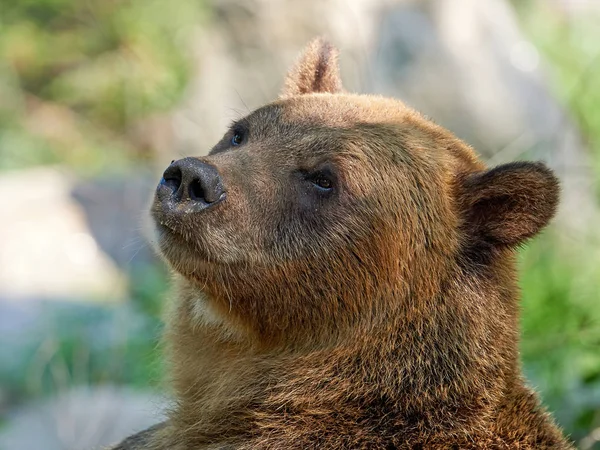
[{"left": 156, "top": 157, "right": 226, "bottom": 214}]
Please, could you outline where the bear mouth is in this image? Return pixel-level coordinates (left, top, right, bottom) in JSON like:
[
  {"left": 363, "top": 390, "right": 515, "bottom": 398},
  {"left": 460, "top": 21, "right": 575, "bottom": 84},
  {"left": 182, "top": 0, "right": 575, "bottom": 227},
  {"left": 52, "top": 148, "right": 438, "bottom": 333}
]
[
  {"left": 150, "top": 196, "right": 226, "bottom": 270},
  {"left": 151, "top": 209, "right": 203, "bottom": 250},
  {"left": 151, "top": 219, "right": 214, "bottom": 271},
  {"left": 151, "top": 199, "right": 197, "bottom": 251}
]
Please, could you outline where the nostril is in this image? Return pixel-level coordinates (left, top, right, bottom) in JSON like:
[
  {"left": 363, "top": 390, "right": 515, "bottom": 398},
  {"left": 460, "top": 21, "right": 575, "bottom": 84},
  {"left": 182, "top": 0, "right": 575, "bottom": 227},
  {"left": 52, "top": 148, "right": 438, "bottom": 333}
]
[
  {"left": 162, "top": 165, "right": 182, "bottom": 192},
  {"left": 160, "top": 158, "right": 225, "bottom": 208},
  {"left": 189, "top": 179, "right": 206, "bottom": 202}
]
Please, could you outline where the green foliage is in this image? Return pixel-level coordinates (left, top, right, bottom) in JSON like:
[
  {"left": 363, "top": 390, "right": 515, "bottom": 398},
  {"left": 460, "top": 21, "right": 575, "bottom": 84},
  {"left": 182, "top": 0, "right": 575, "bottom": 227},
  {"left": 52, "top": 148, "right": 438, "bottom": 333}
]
[
  {"left": 0, "top": 262, "right": 169, "bottom": 398},
  {"left": 0, "top": 0, "right": 206, "bottom": 172},
  {"left": 520, "top": 233, "right": 600, "bottom": 441},
  {"left": 511, "top": 1, "right": 600, "bottom": 192},
  {"left": 511, "top": 3, "right": 600, "bottom": 445},
  {"left": 128, "top": 263, "right": 170, "bottom": 319},
  {"left": 0, "top": 301, "right": 164, "bottom": 403}
]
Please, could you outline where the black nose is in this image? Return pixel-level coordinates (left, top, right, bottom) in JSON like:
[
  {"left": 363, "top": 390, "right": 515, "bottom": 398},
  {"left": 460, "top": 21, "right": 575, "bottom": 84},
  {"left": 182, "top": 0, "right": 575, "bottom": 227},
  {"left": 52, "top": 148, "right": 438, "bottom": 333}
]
[{"left": 158, "top": 157, "right": 225, "bottom": 209}]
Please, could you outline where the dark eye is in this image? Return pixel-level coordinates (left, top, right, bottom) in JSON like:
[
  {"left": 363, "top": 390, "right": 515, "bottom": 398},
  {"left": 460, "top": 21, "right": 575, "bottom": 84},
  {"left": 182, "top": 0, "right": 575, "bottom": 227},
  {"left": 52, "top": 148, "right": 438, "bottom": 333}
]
[
  {"left": 312, "top": 175, "right": 333, "bottom": 190},
  {"left": 231, "top": 130, "right": 244, "bottom": 146}
]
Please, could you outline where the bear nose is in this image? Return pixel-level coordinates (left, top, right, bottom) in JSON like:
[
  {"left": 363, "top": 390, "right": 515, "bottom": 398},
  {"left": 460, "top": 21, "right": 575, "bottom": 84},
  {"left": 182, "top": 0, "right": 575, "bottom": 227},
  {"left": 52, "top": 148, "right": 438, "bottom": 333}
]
[{"left": 159, "top": 157, "right": 226, "bottom": 208}]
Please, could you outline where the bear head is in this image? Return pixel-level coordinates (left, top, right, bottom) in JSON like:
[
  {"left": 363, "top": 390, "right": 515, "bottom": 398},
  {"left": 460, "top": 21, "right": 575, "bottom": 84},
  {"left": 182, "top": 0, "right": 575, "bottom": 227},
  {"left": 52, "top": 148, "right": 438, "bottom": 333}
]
[{"left": 151, "top": 39, "right": 559, "bottom": 349}]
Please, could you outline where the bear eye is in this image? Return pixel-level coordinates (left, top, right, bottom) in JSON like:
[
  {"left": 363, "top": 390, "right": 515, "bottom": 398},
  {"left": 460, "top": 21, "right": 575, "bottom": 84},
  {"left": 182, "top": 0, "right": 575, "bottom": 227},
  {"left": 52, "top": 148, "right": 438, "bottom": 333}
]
[
  {"left": 312, "top": 175, "right": 333, "bottom": 190},
  {"left": 301, "top": 166, "right": 337, "bottom": 193},
  {"left": 231, "top": 130, "right": 245, "bottom": 146}
]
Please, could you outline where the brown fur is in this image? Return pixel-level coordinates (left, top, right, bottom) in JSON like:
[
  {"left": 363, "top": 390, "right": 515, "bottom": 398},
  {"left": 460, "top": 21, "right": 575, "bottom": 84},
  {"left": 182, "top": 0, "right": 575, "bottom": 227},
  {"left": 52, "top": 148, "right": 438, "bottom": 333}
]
[
  {"left": 114, "top": 38, "right": 572, "bottom": 449},
  {"left": 282, "top": 38, "right": 343, "bottom": 97}
]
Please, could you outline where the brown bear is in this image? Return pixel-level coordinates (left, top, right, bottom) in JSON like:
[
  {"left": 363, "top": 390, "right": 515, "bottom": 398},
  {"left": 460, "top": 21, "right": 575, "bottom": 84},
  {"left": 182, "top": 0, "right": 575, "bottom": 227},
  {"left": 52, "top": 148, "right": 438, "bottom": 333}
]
[{"left": 113, "top": 39, "right": 573, "bottom": 449}]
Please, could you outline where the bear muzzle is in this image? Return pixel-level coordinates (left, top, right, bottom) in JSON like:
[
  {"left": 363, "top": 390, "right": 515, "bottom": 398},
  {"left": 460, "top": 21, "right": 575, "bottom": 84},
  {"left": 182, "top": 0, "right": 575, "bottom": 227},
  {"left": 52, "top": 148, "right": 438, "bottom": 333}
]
[{"left": 156, "top": 157, "right": 226, "bottom": 215}]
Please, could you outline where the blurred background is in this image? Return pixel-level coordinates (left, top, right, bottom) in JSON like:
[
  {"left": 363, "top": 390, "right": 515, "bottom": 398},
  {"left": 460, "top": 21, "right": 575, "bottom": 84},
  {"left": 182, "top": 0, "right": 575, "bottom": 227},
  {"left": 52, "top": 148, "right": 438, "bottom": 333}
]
[{"left": 0, "top": 0, "right": 599, "bottom": 448}]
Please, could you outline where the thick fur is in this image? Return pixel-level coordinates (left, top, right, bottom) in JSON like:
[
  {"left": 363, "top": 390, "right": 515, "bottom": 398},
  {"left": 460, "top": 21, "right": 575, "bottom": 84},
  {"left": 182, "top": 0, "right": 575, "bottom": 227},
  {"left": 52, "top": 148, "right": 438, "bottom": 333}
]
[{"left": 113, "top": 39, "right": 572, "bottom": 449}]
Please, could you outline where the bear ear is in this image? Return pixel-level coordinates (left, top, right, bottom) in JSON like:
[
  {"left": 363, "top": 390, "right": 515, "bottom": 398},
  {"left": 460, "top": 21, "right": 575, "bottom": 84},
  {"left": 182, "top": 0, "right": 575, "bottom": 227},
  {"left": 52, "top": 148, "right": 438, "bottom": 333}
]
[
  {"left": 280, "top": 38, "right": 343, "bottom": 98},
  {"left": 461, "top": 162, "right": 560, "bottom": 248}
]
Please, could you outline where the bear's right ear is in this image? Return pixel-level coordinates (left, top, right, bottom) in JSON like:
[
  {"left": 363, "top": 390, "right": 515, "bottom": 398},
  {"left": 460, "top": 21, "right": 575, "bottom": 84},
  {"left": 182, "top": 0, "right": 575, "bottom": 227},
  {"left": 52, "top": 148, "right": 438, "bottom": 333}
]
[
  {"left": 461, "top": 162, "right": 560, "bottom": 249},
  {"left": 280, "top": 38, "right": 343, "bottom": 98}
]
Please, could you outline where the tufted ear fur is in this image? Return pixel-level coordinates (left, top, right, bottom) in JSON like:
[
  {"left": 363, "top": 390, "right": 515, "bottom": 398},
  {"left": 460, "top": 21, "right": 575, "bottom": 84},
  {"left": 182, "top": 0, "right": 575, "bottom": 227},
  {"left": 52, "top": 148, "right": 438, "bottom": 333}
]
[
  {"left": 280, "top": 38, "right": 343, "bottom": 98},
  {"left": 461, "top": 162, "right": 560, "bottom": 249}
]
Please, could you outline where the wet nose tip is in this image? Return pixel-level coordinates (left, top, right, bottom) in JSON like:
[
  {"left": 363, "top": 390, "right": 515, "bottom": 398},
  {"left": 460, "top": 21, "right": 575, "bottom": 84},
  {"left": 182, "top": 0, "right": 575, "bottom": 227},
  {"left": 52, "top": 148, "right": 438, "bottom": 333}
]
[{"left": 159, "top": 158, "right": 225, "bottom": 207}]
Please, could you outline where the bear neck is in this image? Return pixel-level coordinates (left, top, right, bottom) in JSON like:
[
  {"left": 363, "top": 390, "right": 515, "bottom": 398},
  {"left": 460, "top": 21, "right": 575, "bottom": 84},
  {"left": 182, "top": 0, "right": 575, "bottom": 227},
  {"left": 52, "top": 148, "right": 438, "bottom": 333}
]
[{"left": 163, "top": 252, "right": 528, "bottom": 446}]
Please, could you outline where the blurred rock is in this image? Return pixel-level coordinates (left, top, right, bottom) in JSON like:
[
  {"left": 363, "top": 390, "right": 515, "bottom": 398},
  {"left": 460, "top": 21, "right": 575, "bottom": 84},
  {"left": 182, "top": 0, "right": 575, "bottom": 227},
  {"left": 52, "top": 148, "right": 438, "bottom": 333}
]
[
  {"left": 553, "top": 0, "right": 600, "bottom": 15},
  {"left": 0, "top": 168, "right": 126, "bottom": 302},
  {"left": 0, "top": 386, "right": 167, "bottom": 450},
  {"left": 70, "top": 173, "right": 157, "bottom": 272},
  {"left": 0, "top": 167, "right": 158, "bottom": 303}
]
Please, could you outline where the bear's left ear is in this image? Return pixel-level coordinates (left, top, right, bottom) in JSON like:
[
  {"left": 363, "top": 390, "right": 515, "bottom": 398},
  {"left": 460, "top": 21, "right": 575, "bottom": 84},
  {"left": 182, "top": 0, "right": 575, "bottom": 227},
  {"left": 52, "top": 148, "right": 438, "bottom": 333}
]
[
  {"left": 461, "top": 162, "right": 560, "bottom": 248},
  {"left": 280, "top": 38, "right": 343, "bottom": 98}
]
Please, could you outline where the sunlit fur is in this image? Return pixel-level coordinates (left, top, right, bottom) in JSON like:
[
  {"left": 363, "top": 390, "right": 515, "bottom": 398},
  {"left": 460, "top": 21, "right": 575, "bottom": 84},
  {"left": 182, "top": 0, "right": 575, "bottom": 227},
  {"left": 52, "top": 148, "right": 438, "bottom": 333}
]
[{"left": 114, "top": 39, "right": 571, "bottom": 449}]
